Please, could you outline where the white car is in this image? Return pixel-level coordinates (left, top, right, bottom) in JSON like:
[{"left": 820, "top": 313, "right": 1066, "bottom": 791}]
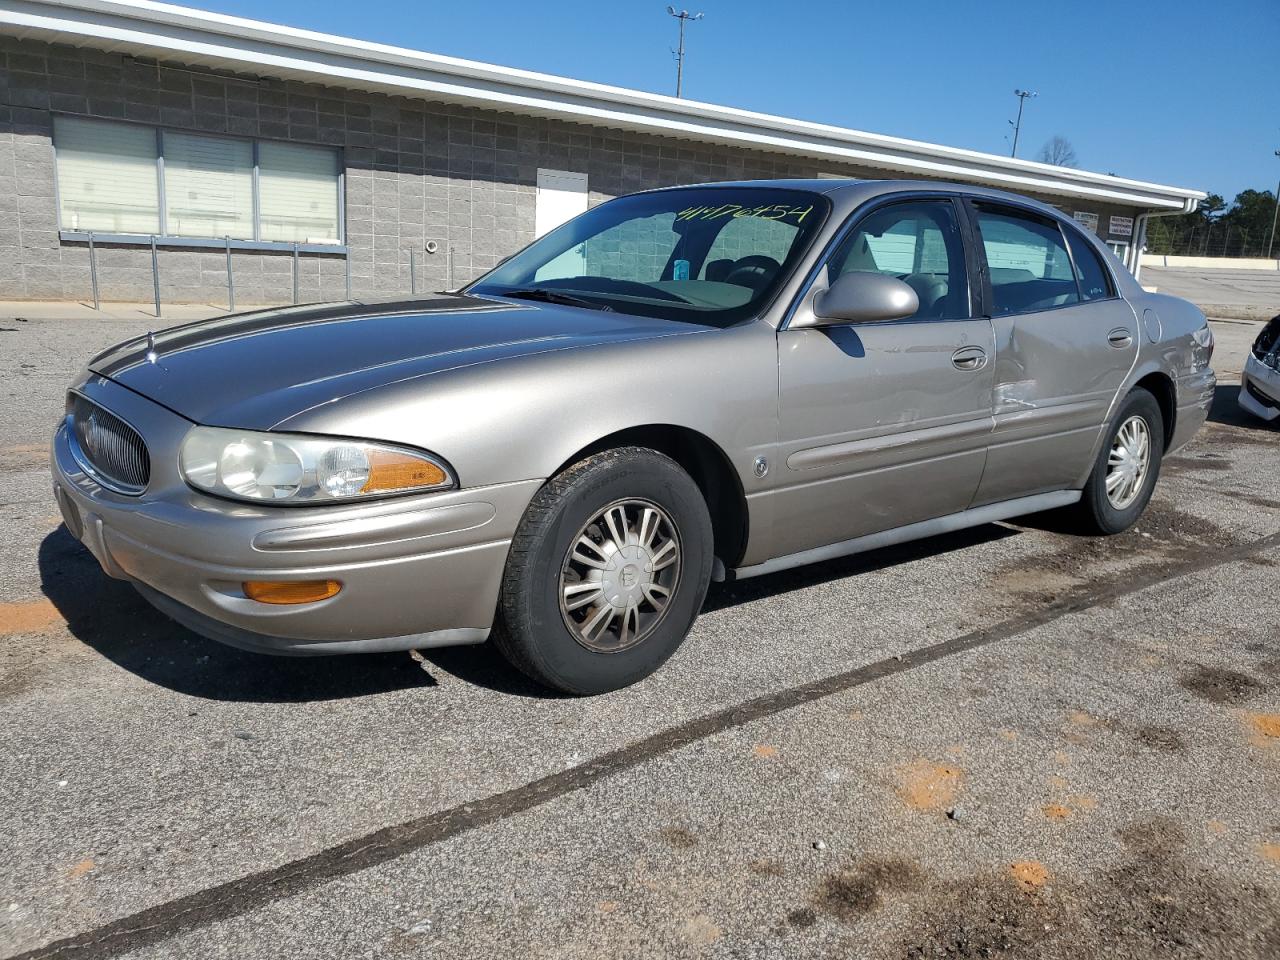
[{"left": 1239, "top": 314, "right": 1280, "bottom": 422}]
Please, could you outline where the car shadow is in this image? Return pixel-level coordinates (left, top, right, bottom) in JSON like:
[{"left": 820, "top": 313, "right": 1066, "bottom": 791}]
[
  {"left": 700, "top": 522, "right": 1017, "bottom": 612},
  {"left": 41, "top": 521, "right": 1020, "bottom": 703},
  {"left": 38, "top": 526, "right": 442, "bottom": 704},
  {"left": 1208, "top": 382, "right": 1276, "bottom": 429}
]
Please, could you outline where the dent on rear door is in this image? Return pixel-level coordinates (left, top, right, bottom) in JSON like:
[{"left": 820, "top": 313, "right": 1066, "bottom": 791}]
[{"left": 974, "top": 298, "right": 1138, "bottom": 505}]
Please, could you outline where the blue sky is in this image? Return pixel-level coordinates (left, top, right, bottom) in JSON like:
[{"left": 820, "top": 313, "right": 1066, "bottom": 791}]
[{"left": 193, "top": 0, "right": 1278, "bottom": 202}]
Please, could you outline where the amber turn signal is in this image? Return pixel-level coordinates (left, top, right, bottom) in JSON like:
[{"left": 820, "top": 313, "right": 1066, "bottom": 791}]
[
  {"left": 243, "top": 580, "right": 342, "bottom": 605},
  {"left": 361, "top": 449, "right": 449, "bottom": 493}
]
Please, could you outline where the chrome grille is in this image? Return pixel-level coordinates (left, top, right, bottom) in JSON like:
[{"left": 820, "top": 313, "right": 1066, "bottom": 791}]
[{"left": 68, "top": 394, "right": 150, "bottom": 493}]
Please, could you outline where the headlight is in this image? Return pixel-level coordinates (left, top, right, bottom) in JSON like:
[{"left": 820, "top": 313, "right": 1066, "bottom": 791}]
[{"left": 180, "top": 427, "right": 454, "bottom": 504}]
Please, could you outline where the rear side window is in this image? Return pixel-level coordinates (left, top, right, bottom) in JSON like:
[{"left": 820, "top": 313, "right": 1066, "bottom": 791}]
[
  {"left": 1063, "top": 227, "right": 1114, "bottom": 300},
  {"left": 973, "top": 204, "right": 1080, "bottom": 315}
]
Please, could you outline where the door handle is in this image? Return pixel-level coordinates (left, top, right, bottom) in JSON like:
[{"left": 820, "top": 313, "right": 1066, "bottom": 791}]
[
  {"left": 951, "top": 346, "right": 987, "bottom": 371},
  {"left": 1108, "top": 328, "right": 1134, "bottom": 348}
]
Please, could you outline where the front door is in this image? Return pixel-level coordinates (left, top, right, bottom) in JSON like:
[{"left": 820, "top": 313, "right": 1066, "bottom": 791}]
[
  {"left": 769, "top": 198, "right": 995, "bottom": 559},
  {"left": 965, "top": 200, "right": 1139, "bottom": 505}
]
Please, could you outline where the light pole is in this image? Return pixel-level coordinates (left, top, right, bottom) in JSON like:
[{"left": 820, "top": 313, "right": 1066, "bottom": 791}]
[
  {"left": 1267, "top": 148, "right": 1280, "bottom": 261},
  {"left": 666, "top": 7, "right": 703, "bottom": 98},
  {"left": 1009, "top": 89, "right": 1037, "bottom": 158}
]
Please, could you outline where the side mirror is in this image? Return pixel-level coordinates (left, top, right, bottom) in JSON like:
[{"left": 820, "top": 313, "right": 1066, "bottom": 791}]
[{"left": 806, "top": 271, "right": 919, "bottom": 326}]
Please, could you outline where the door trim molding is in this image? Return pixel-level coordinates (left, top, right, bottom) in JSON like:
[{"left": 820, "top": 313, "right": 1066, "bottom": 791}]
[
  {"left": 786, "top": 416, "right": 995, "bottom": 471},
  {"left": 727, "top": 489, "right": 1080, "bottom": 581}
]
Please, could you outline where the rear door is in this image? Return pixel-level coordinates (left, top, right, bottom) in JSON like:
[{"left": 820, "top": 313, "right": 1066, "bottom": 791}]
[
  {"left": 769, "top": 196, "right": 996, "bottom": 559},
  {"left": 964, "top": 200, "right": 1138, "bottom": 505}
]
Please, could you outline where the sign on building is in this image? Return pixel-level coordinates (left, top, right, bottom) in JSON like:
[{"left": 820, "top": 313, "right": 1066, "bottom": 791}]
[
  {"left": 1073, "top": 211, "right": 1099, "bottom": 232},
  {"left": 1109, "top": 215, "right": 1134, "bottom": 238}
]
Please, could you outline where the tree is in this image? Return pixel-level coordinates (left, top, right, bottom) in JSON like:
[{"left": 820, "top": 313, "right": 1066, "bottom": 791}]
[
  {"left": 1199, "top": 193, "right": 1228, "bottom": 221},
  {"left": 1036, "top": 136, "right": 1078, "bottom": 167},
  {"left": 1145, "top": 192, "right": 1220, "bottom": 255},
  {"left": 1220, "top": 189, "right": 1276, "bottom": 251},
  {"left": 1144, "top": 190, "right": 1280, "bottom": 258}
]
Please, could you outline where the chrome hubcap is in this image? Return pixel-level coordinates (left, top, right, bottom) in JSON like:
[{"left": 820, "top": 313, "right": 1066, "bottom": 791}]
[
  {"left": 1106, "top": 415, "right": 1151, "bottom": 510},
  {"left": 559, "top": 498, "right": 681, "bottom": 653}
]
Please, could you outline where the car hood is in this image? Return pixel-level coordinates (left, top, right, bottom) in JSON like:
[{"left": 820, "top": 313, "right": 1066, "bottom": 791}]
[{"left": 89, "top": 295, "right": 703, "bottom": 429}]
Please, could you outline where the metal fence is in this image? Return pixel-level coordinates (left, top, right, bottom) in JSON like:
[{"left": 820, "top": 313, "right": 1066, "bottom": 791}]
[
  {"left": 1147, "top": 222, "right": 1279, "bottom": 261},
  {"left": 81, "top": 236, "right": 459, "bottom": 316}
]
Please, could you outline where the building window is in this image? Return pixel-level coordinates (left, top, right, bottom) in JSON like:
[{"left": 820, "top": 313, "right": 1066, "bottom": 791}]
[
  {"left": 54, "top": 117, "right": 161, "bottom": 235},
  {"left": 258, "top": 141, "right": 341, "bottom": 243},
  {"left": 53, "top": 117, "right": 342, "bottom": 245},
  {"left": 162, "top": 131, "right": 254, "bottom": 239}
]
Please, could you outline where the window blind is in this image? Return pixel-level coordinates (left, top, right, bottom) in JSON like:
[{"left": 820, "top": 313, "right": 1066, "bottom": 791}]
[
  {"left": 53, "top": 118, "right": 342, "bottom": 245},
  {"left": 54, "top": 117, "right": 160, "bottom": 234},
  {"left": 258, "top": 142, "right": 340, "bottom": 243},
  {"left": 162, "top": 131, "right": 254, "bottom": 239}
]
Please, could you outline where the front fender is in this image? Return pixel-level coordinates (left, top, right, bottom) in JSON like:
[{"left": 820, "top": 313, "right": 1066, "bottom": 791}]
[{"left": 276, "top": 320, "right": 781, "bottom": 498}]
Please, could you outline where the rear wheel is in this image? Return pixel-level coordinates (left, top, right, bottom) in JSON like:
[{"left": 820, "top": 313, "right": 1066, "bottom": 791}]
[
  {"left": 1070, "top": 388, "right": 1164, "bottom": 535},
  {"left": 494, "top": 447, "right": 713, "bottom": 695}
]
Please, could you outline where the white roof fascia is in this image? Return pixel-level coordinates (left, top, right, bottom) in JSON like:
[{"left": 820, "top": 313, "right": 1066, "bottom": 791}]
[{"left": 0, "top": 0, "right": 1205, "bottom": 211}]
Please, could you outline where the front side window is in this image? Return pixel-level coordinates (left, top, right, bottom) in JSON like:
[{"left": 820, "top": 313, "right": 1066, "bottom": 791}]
[
  {"left": 53, "top": 117, "right": 342, "bottom": 245},
  {"left": 825, "top": 199, "right": 969, "bottom": 321},
  {"left": 973, "top": 204, "right": 1080, "bottom": 315},
  {"left": 471, "top": 188, "right": 829, "bottom": 327}
]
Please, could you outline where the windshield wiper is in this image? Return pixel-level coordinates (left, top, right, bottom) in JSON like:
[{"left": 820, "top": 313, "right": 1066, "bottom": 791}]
[{"left": 497, "top": 288, "right": 613, "bottom": 312}]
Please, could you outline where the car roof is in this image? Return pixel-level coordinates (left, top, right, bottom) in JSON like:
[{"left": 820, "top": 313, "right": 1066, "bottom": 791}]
[{"left": 640, "top": 178, "right": 1071, "bottom": 221}]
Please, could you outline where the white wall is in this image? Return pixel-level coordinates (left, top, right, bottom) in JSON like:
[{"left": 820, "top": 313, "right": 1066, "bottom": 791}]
[{"left": 1140, "top": 254, "right": 1280, "bottom": 271}]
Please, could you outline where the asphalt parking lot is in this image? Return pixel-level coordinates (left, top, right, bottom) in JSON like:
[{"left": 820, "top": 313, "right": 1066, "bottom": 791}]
[
  {"left": 1, "top": 313, "right": 1277, "bottom": 960},
  {"left": 1143, "top": 267, "right": 1280, "bottom": 321}
]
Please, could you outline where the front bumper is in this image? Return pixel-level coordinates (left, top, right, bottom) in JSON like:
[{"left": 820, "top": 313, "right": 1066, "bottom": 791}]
[
  {"left": 52, "top": 376, "right": 539, "bottom": 656},
  {"left": 1239, "top": 354, "right": 1280, "bottom": 422}
]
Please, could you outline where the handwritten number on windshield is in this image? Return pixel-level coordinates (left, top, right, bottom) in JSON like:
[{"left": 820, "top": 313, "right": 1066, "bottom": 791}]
[{"left": 674, "top": 203, "right": 814, "bottom": 224}]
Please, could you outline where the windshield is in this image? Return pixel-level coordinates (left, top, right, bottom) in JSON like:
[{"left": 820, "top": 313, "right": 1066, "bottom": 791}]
[{"left": 468, "top": 187, "right": 830, "bottom": 327}]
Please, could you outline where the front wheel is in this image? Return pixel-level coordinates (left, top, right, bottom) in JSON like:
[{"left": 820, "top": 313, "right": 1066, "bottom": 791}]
[
  {"left": 494, "top": 447, "right": 714, "bottom": 695},
  {"left": 1071, "top": 388, "right": 1165, "bottom": 535}
]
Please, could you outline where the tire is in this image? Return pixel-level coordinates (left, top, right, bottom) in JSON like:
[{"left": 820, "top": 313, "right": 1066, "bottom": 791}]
[
  {"left": 494, "top": 447, "right": 714, "bottom": 695},
  {"left": 1070, "top": 388, "right": 1165, "bottom": 535}
]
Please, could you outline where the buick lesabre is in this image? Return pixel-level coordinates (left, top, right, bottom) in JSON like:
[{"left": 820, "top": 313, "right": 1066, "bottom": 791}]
[{"left": 52, "top": 180, "right": 1217, "bottom": 693}]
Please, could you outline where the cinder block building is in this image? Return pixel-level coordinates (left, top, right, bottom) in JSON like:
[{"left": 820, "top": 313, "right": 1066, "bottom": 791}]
[{"left": 0, "top": 0, "right": 1204, "bottom": 306}]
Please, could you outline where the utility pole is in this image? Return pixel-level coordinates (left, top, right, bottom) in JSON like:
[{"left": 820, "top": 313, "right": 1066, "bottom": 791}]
[
  {"left": 666, "top": 7, "right": 703, "bottom": 98},
  {"left": 1267, "top": 148, "right": 1280, "bottom": 260},
  {"left": 1008, "top": 89, "right": 1037, "bottom": 158}
]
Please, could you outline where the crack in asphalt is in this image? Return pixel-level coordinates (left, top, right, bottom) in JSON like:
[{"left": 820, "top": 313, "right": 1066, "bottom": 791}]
[{"left": 9, "top": 526, "right": 1280, "bottom": 960}]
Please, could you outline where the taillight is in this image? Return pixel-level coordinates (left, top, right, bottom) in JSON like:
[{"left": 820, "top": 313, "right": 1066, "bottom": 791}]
[{"left": 1192, "top": 324, "right": 1214, "bottom": 361}]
